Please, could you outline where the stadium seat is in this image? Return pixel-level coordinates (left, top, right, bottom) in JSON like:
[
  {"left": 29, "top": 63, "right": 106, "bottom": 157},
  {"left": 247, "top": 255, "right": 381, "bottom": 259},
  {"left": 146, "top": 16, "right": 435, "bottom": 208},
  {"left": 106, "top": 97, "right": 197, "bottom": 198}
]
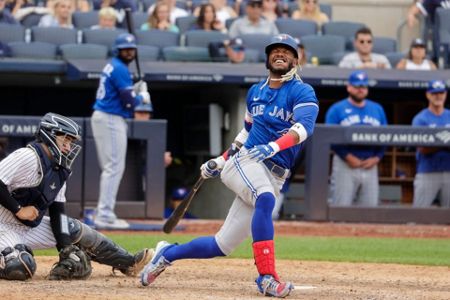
[
  {"left": 136, "top": 30, "right": 180, "bottom": 47},
  {"left": 176, "top": 15, "right": 197, "bottom": 33},
  {"left": 0, "top": 24, "right": 25, "bottom": 43},
  {"left": 372, "top": 37, "right": 397, "bottom": 54},
  {"left": 385, "top": 52, "right": 406, "bottom": 68},
  {"left": 82, "top": 28, "right": 126, "bottom": 50},
  {"left": 20, "top": 13, "right": 44, "bottom": 28},
  {"left": 162, "top": 46, "right": 211, "bottom": 62},
  {"left": 185, "top": 30, "right": 228, "bottom": 47},
  {"left": 72, "top": 11, "right": 99, "bottom": 29},
  {"left": 31, "top": 26, "right": 78, "bottom": 45},
  {"left": 60, "top": 44, "right": 108, "bottom": 60},
  {"left": 301, "top": 34, "right": 346, "bottom": 65},
  {"left": 133, "top": 12, "right": 149, "bottom": 29},
  {"left": 275, "top": 19, "right": 318, "bottom": 39},
  {"left": 322, "top": 21, "right": 365, "bottom": 50},
  {"left": 243, "top": 49, "right": 260, "bottom": 63},
  {"left": 238, "top": 33, "right": 272, "bottom": 62},
  {"left": 142, "top": 0, "right": 157, "bottom": 12},
  {"left": 137, "top": 45, "right": 160, "bottom": 61},
  {"left": 8, "top": 41, "right": 57, "bottom": 59}
]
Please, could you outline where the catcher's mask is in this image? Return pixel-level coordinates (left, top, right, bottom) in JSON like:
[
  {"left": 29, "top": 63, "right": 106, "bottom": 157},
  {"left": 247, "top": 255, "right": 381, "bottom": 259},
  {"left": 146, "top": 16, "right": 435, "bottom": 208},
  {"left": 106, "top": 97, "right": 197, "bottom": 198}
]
[{"left": 36, "top": 112, "right": 82, "bottom": 170}]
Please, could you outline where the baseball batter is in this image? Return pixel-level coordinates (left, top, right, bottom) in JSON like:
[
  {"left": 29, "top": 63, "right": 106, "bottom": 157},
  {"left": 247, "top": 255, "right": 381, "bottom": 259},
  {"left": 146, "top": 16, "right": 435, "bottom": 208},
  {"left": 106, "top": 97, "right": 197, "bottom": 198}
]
[
  {"left": 412, "top": 79, "right": 450, "bottom": 207},
  {"left": 141, "top": 34, "right": 319, "bottom": 298},
  {"left": 326, "top": 71, "right": 387, "bottom": 207},
  {"left": 0, "top": 113, "right": 151, "bottom": 281},
  {"left": 91, "top": 33, "right": 151, "bottom": 229}
]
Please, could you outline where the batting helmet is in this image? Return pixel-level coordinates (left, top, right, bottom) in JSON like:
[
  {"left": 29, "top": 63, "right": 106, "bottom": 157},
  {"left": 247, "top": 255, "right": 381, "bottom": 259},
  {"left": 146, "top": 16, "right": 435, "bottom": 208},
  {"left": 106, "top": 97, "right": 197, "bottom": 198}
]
[
  {"left": 265, "top": 34, "right": 299, "bottom": 59},
  {"left": 171, "top": 187, "right": 189, "bottom": 200},
  {"left": 36, "top": 112, "right": 82, "bottom": 170},
  {"left": 114, "top": 33, "right": 137, "bottom": 50}
]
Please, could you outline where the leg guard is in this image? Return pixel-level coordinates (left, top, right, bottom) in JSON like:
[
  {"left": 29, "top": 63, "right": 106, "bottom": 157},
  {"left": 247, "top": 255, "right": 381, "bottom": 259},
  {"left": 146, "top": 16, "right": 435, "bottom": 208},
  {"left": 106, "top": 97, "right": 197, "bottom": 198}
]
[
  {"left": 0, "top": 244, "right": 36, "bottom": 281},
  {"left": 68, "top": 218, "right": 134, "bottom": 270},
  {"left": 252, "top": 240, "right": 279, "bottom": 281}
]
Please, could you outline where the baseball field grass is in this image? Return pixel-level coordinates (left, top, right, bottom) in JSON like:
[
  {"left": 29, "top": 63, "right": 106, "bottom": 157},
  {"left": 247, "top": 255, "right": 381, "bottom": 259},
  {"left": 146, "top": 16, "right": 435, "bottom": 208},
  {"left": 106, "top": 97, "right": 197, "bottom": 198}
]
[{"left": 35, "top": 234, "right": 450, "bottom": 266}]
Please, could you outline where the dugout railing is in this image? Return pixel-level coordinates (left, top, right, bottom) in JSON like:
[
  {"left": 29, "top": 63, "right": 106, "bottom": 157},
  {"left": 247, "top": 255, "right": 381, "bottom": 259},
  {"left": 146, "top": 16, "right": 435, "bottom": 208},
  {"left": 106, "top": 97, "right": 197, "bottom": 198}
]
[{"left": 304, "top": 125, "right": 450, "bottom": 224}]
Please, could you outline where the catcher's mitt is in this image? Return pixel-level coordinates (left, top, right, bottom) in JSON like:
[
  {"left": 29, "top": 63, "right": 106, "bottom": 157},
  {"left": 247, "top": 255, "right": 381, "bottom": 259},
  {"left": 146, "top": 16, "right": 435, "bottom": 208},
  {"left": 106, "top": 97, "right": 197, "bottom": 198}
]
[{"left": 48, "top": 245, "right": 92, "bottom": 280}]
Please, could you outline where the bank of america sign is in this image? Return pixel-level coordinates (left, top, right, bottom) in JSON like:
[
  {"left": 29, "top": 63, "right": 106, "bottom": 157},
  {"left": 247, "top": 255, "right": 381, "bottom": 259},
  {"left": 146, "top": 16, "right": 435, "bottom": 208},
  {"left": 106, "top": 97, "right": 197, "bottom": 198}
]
[{"left": 350, "top": 130, "right": 450, "bottom": 145}]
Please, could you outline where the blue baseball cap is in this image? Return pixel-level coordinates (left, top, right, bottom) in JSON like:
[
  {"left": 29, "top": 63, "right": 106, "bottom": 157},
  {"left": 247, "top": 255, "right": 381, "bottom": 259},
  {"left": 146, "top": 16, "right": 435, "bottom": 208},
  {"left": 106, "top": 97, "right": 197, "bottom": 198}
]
[
  {"left": 172, "top": 187, "right": 189, "bottom": 200},
  {"left": 427, "top": 80, "right": 447, "bottom": 93},
  {"left": 348, "top": 71, "right": 369, "bottom": 87}
]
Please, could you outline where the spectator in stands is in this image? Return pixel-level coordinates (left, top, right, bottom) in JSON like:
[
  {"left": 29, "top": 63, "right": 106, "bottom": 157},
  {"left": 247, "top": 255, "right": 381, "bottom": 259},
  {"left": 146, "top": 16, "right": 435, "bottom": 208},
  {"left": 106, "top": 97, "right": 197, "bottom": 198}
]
[
  {"left": 38, "top": 0, "right": 73, "bottom": 28},
  {"left": 228, "top": 0, "right": 278, "bottom": 38},
  {"left": 190, "top": 3, "right": 226, "bottom": 33},
  {"left": 5, "top": 0, "right": 34, "bottom": 17},
  {"left": 291, "top": 0, "right": 329, "bottom": 27},
  {"left": 339, "top": 27, "right": 391, "bottom": 69},
  {"left": 206, "top": 0, "right": 238, "bottom": 26},
  {"left": 261, "top": 0, "right": 282, "bottom": 22},
  {"left": 91, "top": 6, "right": 117, "bottom": 29},
  {"left": 326, "top": 71, "right": 387, "bottom": 207},
  {"left": 412, "top": 80, "right": 450, "bottom": 208},
  {"left": 0, "top": 0, "right": 19, "bottom": 24},
  {"left": 141, "top": 1, "right": 179, "bottom": 32},
  {"left": 147, "top": 0, "right": 188, "bottom": 25},
  {"left": 407, "top": 0, "right": 450, "bottom": 28},
  {"left": 396, "top": 38, "right": 437, "bottom": 70},
  {"left": 209, "top": 37, "right": 247, "bottom": 63},
  {"left": 93, "top": 0, "right": 136, "bottom": 12}
]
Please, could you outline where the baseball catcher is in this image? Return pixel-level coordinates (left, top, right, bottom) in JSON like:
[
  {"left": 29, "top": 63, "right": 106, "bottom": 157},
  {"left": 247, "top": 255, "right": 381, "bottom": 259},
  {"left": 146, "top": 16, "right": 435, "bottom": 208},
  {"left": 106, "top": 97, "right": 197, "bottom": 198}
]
[{"left": 0, "top": 113, "right": 152, "bottom": 281}]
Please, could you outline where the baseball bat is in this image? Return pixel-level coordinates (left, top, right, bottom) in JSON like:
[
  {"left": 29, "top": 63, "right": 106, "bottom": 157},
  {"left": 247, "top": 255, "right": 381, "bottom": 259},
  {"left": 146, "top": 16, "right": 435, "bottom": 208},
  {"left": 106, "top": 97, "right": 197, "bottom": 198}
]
[
  {"left": 124, "top": 8, "right": 142, "bottom": 81},
  {"left": 163, "top": 160, "right": 218, "bottom": 234}
]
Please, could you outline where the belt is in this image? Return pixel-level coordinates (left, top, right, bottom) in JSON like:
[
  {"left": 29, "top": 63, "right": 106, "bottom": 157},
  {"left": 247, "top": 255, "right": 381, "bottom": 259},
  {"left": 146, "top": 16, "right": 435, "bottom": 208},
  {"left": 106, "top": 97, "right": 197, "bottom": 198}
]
[{"left": 263, "top": 159, "right": 289, "bottom": 179}]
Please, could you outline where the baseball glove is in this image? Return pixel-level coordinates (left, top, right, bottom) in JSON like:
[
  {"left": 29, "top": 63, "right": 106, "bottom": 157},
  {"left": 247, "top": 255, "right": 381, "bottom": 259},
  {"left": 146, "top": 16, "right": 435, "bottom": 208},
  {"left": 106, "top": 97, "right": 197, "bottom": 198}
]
[{"left": 48, "top": 245, "right": 92, "bottom": 280}]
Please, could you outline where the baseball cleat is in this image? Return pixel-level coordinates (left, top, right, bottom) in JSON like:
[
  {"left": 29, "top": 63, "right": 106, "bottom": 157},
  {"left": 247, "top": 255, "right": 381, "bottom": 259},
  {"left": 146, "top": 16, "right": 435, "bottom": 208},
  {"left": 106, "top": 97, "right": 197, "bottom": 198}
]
[
  {"left": 118, "top": 248, "right": 154, "bottom": 277},
  {"left": 140, "top": 241, "right": 174, "bottom": 286},
  {"left": 255, "top": 275, "right": 294, "bottom": 298}
]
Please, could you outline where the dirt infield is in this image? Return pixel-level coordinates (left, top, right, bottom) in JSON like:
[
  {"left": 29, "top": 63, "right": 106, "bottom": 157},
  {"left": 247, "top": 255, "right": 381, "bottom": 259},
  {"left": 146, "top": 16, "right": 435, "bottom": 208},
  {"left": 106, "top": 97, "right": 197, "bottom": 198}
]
[{"left": 1, "top": 221, "right": 449, "bottom": 300}]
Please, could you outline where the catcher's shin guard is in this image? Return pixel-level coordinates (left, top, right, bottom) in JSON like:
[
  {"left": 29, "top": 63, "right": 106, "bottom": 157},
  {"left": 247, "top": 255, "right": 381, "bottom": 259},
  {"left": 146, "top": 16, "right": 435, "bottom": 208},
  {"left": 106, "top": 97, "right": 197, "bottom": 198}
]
[
  {"left": 252, "top": 240, "right": 279, "bottom": 281},
  {"left": 68, "top": 218, "right": 135, "bottom": 271},
  {"left": 0, "top": 244, "right": 36, "bottom": 281}
]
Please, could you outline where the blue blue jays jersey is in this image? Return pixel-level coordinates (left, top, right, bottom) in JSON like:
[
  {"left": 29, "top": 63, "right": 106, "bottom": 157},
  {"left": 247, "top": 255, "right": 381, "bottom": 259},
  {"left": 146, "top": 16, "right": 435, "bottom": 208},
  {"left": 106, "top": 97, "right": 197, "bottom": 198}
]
[
  {"left": 93, "top": 57, "right": 136, "bottom": 118},
  {"left": 326, "top": 98, "right": 387, "bottom": 160},
  {"left": 412, "top": 108, "right": 450, "bottom": 173},
  {"left": 244, "top": 79, "right": 319, "bottom": 169}
]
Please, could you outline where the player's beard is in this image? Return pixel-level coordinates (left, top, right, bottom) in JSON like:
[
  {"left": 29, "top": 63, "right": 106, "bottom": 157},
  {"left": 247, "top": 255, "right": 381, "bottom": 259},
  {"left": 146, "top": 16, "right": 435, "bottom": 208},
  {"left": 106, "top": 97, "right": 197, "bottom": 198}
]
[
  {"left": 349, "top": 91, "right": 365, "bottom": 103},
  {"left": 268, "top": 61, "right": 295, "bottom": 76}
]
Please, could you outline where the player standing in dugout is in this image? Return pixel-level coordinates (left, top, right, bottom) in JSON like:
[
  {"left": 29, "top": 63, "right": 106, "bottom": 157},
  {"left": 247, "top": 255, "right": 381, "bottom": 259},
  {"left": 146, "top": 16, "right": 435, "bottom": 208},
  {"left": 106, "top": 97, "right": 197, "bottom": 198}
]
[{"left": 140, "top": 34, "right": 319, "bottom": 298}]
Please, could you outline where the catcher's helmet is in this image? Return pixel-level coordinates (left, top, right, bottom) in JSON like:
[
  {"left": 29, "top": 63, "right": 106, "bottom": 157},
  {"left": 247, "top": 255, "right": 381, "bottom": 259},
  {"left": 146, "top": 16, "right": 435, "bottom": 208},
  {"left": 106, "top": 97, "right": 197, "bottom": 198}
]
[
  {"left": 36, "top": 112, "right": 82, "bottom": 170},
  {"left": 114, "top": 33, "right": 137, "bottom": 50},
  {"left": 171, "top": 187, "right": 189, "bottom": 200},
  {"left": 265, "top": 34, "right": 299, "bottom": 58}
]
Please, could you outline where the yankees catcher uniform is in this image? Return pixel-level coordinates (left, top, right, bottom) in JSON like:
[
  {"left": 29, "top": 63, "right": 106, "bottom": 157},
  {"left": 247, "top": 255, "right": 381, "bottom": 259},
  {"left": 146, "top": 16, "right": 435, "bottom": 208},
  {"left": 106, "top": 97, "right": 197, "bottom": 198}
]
[
  {"left": 412, "top": 79, "right": 450, "bottom": 207},
  {"left": 0, "top": 113, "right": 151, "bottom": 281},
  {"left": 141, "top": 34, "right": 319, "bottom": 298},
  {"left": 91, "top": 33, "right": 150, "bottom": 228},
  {"left": 326, "top": 71, "right": 387, "bottom": 207}
]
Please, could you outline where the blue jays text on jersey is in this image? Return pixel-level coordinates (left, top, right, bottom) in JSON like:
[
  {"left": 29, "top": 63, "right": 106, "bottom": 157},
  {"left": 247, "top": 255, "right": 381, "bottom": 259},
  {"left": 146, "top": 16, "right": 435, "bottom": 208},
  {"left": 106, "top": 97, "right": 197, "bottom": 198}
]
[
  {"left": 325, "top": 98, "right": 388, "bottom": 160},
  {"left": 244, "top": 78, "right": 319, "bottom": 169}
]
